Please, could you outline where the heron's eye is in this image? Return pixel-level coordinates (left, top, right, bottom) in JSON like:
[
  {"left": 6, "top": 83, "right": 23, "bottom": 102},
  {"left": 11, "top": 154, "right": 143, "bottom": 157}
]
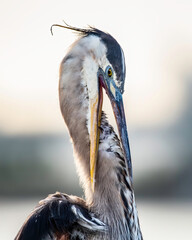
[{"left": 108, "top": 68, "right": 113, "bottom": 77}]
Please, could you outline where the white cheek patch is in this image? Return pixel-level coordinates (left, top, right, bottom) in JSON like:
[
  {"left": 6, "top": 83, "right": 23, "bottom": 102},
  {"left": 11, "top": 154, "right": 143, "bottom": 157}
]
[
  {"left": 81, "top": 56, "right": 99, "bottom": 135},
  {"left": 82, "top": 56, "right": 98, "bottom": 100}
]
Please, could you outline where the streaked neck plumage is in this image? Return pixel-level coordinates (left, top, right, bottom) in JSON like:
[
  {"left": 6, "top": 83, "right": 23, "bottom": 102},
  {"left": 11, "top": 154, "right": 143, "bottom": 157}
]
[{"left": 59, "top": 35, "right": 142, "bottom": 240}]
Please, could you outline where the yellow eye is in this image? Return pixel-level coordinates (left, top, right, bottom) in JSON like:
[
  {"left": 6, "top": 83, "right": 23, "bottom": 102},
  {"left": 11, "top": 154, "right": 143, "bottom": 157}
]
[{"left": 108, "top": 68, "right": 113, "bottom": 77}]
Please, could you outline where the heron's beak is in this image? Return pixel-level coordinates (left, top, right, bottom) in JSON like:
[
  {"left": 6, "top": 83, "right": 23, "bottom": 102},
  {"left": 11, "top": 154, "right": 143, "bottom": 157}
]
[
  {"left": 99, "top": 74, "right": 132, "bottom": 181},
  {"left": 110, "top": 90, "right": 132, "bottom": 180},
  {"left": 89, "top": 84, "right": 103, "bottom": 192}
]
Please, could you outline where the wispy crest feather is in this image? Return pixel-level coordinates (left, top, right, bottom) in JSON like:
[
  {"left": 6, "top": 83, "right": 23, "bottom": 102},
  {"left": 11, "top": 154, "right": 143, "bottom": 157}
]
[{"left": 50, "top": 21, "right": 102, "bottom": 37}]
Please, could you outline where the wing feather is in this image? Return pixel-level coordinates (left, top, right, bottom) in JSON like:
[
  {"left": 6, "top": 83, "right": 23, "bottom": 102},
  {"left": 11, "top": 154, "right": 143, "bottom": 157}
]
[{"left": 15, "top": 192, "right": 106, "bottom": 240}]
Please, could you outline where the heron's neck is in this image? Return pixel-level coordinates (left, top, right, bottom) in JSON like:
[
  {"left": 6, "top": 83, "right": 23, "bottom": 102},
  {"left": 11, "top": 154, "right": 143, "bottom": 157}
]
[
  {"left": 72, "top": 112, "right": 142, "bottom": 239},
  {"left": 90, "top": 114, "right": 142, "bottom": 239}
]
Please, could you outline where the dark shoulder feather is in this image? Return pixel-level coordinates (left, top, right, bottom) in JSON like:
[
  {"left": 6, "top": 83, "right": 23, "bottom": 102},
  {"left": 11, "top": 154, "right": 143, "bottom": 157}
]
[{"left": 15, "top": 192, "right": 106, "bottom": 240}]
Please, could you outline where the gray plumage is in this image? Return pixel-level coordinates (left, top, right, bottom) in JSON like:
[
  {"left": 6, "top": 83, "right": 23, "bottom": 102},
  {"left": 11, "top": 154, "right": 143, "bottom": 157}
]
[{"left": 15, "top": 24, "right": 143, "bottom": 240}]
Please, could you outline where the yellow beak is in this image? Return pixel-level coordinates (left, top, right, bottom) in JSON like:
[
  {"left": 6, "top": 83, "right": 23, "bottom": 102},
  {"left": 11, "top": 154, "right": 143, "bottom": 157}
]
[{"left": 89, "top": 87, "right": 103, "bottom": 192}]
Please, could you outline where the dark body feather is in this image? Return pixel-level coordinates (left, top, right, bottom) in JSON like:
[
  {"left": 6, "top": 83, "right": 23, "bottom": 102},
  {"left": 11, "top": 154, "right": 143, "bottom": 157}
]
[{"left": 15, "top": 193, "right": 106, "bottom": 240}]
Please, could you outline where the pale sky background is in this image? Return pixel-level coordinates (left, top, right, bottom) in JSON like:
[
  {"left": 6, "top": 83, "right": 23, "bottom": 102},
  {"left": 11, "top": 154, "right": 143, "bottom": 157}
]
[{"left": 0, "top": 0, "right": 192, "bottom": 134}]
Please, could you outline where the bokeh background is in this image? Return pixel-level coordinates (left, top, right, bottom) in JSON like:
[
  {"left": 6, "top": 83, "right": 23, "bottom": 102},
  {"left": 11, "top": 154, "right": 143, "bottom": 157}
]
[{"left": 0, "top": 0, "right": 192, "bottom": 239}]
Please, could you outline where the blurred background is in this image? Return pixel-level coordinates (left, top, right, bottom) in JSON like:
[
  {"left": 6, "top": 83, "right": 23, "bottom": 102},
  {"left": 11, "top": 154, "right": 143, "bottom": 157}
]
[{"left": 0, "top": 0, "right": 192, "bottom": 239}]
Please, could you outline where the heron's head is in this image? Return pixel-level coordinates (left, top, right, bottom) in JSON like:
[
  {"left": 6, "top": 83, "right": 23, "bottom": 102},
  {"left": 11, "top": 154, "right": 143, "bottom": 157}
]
[{"left": 56, "top": 24, "right": 131, "bottom": 192}]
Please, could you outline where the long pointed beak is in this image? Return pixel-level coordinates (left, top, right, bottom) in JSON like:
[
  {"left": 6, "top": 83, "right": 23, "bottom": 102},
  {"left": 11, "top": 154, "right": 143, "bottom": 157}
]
[
  {"left": 99, "top": 74, "right": 132, "bottom": 182},
  {"left": 89, "top": 84, "right": 103, "bottom": 192},
  {"left": 111, "top": 91, "right": 132, "bottom": 180}
]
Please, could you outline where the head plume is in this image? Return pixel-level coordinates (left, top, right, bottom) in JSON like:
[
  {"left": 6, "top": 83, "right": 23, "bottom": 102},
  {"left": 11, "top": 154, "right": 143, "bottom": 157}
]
[
  {"left": 51, "top": 22, "right": 126, "bottom": 90},
  {"left": 50, "top": 22, "right": 102, "bottom": 37}
]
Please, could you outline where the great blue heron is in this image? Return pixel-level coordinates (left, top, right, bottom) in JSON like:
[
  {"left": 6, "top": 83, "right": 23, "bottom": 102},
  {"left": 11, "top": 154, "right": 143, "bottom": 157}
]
[{"left": 15, "top": 24, "right": 143, "bottom": 240}]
